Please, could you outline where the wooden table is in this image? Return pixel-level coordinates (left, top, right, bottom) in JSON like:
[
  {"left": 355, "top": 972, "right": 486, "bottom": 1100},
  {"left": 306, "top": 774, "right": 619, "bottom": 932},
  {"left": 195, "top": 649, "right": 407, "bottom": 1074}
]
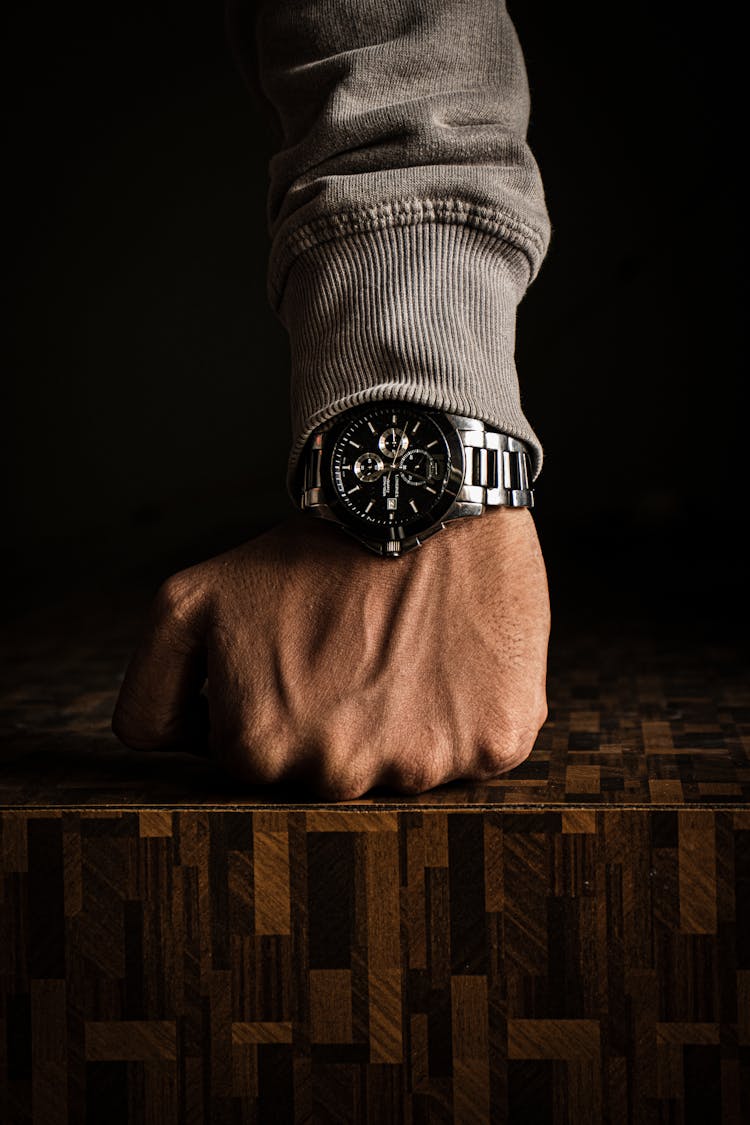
[{"left": 1, "top": 597, "right": 748, "bottom": 1123}]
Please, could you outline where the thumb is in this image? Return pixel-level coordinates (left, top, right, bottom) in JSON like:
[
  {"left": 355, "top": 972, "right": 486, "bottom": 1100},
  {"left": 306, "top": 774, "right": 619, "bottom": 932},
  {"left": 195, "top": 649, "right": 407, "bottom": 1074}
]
[{"left": 112, "top": 574, "right": 208, "bottom": 754}]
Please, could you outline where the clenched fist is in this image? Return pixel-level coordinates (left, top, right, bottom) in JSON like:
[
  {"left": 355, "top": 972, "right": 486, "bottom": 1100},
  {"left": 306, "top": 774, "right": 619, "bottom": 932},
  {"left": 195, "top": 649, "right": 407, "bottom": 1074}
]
[{"left": 112, "top": 507, "right": 550, "bottom": 799}]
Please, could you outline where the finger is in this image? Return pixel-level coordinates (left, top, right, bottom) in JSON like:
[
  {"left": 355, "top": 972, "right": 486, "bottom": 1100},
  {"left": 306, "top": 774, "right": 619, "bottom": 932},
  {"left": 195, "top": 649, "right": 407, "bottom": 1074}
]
[
  {"left": 299, "top": 742, "right": 383, "bottom": 802},
  {"left": 112, "top": 574, "right": 208, "bottom": 753}
]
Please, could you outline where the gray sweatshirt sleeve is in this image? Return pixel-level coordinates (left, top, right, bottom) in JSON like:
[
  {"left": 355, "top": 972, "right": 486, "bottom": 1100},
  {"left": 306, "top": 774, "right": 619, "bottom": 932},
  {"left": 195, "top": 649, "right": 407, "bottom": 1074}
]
[{"left": 234, "top": 0, "right": 551, "bottom": 496}]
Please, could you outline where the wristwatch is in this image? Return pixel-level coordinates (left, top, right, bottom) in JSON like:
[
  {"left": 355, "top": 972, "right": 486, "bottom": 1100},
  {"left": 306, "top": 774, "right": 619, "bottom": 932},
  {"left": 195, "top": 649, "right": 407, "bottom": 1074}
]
[{"left": 296, "top": 400, "right": 534, "bottom": 557}]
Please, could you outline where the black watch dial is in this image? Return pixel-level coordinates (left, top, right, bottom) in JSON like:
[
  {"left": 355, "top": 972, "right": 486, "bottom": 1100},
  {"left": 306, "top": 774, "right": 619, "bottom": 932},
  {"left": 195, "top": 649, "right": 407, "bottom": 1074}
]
[{"left": 323, "top": 403, "right": 464, "bottom": 540}]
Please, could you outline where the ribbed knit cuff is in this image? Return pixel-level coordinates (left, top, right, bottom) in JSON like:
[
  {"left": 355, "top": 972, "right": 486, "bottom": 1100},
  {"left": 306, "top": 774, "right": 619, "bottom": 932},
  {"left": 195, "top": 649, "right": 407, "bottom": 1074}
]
[{"left": 276, "top": 216, "right": 543, "bottom": 501}]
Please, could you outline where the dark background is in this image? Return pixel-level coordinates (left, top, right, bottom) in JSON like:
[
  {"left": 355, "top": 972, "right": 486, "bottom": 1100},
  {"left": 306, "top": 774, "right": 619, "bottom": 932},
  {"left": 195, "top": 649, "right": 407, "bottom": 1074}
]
[{"left": 4, "top": 1, "right": 745, "bottom": 630}]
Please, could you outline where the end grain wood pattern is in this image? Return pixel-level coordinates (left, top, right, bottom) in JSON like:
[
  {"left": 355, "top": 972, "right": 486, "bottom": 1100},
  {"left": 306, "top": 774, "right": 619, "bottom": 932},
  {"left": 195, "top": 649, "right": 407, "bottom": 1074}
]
[{"left": 1, "top": 807, "right": 749, "bottom": 1123}]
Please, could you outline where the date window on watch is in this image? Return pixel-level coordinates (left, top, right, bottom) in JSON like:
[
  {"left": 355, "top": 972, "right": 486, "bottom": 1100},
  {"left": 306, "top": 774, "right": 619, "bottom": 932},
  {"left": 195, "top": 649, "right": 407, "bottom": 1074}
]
[{"left": 387, "top": 498, "right": 398, "bottom": 510}]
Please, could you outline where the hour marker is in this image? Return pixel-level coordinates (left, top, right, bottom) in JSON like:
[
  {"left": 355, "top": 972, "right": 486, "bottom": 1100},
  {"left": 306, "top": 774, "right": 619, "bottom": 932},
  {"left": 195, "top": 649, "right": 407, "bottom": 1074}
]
[
  {"left": 412, "top": 421, "right": 421, "bottom": 434},
  {"left": 367, "top": 421, "right": 377, "bottom": 433},
  {"left": 349, "top": 440, "right": 361, "bottom": 448},
  {"left": 409, "top": 499, "right": 418, "bottom": 512},
  {"left": 425, "top": 485, "right": 437, "bottom": 494},
  {"left": 426, "top": 440, "right": 438, "bottom": 449},
  {"left": 392, "top": 413, "right": 398, "bottom": 423},
  {"left": 347, "top": 485, "right": 361, "bottom": 494},
  {"left": 389, "top": 511, "right": 396, "bottom": 521},
  {"left": 365, "top": 501, "right": 374, "bottom": 512}
]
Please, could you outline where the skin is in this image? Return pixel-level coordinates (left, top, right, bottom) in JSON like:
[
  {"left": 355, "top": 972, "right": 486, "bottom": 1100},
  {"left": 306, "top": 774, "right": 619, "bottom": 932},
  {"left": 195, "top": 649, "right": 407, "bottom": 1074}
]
[{"left": 112, "top": 506, "right": 550, "bottom": 800}]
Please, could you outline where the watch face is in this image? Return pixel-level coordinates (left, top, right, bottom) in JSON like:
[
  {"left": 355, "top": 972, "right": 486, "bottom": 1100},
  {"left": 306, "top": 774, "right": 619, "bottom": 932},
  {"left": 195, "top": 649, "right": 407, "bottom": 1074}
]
[{"left": 322, "top": 403, "right": 465, "bottom": 542}]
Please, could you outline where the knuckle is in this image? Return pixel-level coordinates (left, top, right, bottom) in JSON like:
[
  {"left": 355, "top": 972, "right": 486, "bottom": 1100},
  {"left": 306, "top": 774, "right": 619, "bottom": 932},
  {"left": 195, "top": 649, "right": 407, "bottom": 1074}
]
[
  {"left": 514, "top": 726, "right": 539, "bottom": 763},
  {"left": 221, "top": 742, "right": 288, "bottom": 786},
  {"left": 153, "top": 575, "right": 187, "bottom": 619},
  {"left": 472, "top": 738, "right": 508, "bottom": 779},
  {"left": 481, "top": 692, "right": 547, "bottom": 755},
  {"left": 309, "top": 751, "right": 371, "bottom": 801},
  {"left": 388, "top": 759, "right": 440, "bottom": 796},
  {"left": 314, "top": 773, "right": 366, "bottom": 802},
  {"left": 471, "top": 724, "right": 537, "bottom": 779},
  {"left": 508, "top": 724, "right": 540, "bottom": 769},
  {"left": 213, "top": 709, "right": 292, "bottom": 781},
  {"left": 152, "top": 569, "right": 204, "bottom": 629}
]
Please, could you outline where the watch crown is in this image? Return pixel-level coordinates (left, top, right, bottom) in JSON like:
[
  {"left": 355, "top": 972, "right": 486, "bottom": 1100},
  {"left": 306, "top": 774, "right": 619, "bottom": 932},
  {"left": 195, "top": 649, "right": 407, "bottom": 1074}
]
[{"left": 385, "top": 540, "right": 401, "bottom": 555}]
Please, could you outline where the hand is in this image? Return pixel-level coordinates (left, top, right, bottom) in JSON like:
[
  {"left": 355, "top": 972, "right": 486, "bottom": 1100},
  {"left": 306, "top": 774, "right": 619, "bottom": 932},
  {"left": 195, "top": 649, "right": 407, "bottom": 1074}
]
[{"left": 112, "top": 507, "right": 550, "bottom": 800}]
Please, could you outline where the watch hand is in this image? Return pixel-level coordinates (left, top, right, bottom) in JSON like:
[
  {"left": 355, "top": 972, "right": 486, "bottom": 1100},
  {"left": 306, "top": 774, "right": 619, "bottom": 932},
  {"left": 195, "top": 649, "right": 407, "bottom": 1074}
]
[{"left": 392, "top": 422, "right": 409, "bottom": 466}]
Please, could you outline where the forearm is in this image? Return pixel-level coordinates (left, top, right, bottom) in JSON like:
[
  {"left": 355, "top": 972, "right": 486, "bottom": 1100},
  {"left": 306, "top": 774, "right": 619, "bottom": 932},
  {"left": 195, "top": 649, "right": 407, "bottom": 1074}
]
[{"left": 231, "top": 0, "right": 551, "bottom": 495}]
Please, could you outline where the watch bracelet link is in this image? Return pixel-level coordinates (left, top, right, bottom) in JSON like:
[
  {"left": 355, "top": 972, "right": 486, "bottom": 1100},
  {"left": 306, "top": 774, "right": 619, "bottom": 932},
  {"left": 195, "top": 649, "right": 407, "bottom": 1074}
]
[
  {"left": 452, "top": 419, "right": 534, "bottom": 509},
  {"left": 300, "top": 416, "right": 534, "bottom": 512},
  {"left": 299, "top": 431, "right": 326, "bottom": 512}
]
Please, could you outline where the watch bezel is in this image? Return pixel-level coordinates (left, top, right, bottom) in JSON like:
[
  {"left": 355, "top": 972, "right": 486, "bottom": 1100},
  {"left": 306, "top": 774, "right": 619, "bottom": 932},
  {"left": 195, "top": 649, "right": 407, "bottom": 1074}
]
[{"left": 319, "top": 402, "right": 466, "bottom": 544}]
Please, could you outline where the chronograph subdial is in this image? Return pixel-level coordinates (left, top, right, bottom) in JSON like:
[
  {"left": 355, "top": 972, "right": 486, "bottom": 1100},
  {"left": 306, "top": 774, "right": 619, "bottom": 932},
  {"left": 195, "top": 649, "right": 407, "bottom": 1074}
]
[
  {"left": 378, "top": 426, "right": 409, "bottom": 459},
  {"left": 353, "top": 451, "right": 385, "bottom": 483},
  {"left": 397, "top": 448, "right": 435, "bottom": 486}
]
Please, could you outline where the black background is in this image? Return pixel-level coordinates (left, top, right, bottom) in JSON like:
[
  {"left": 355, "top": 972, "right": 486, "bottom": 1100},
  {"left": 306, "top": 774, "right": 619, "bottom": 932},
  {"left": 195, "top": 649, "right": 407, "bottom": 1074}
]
[{"left": 4, "top": 1, "right": 746, "bottom": 629}]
